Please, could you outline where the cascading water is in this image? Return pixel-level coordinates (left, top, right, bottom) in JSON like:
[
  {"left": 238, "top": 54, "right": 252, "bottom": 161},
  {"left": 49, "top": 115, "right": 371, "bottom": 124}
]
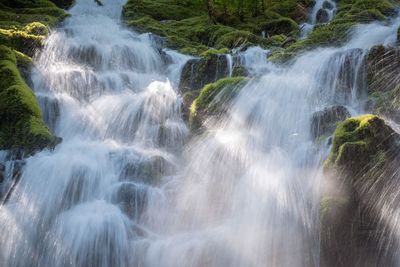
[
  {"left": 0, "top": 0, "right": 189, "bottom": 266},
  {"left": 124, "top": 14, "right": 400, "bottom": 267},
  {"left": 1, "top": 0, "right": 400, "bottom": 267},
  {"left": 300, "top": 0, "right": 337, "bottom": 37}
]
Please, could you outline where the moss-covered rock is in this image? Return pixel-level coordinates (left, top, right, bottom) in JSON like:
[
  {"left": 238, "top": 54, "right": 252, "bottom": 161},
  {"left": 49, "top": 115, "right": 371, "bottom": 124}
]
[
  {"left": 0, "top": 1, "right": 66, "bottom": 155},
  {"left": 321, "top": 114, "right": 400, "bottom": 266},
  {"left": 0, "top": 45, "right": 60, "bottom": 154},
  {"left": 325, "top": 115, "right": 396, "bottom": 169},
  {"left": 189, "top": 77, "right": 248, "bottom": 130}
]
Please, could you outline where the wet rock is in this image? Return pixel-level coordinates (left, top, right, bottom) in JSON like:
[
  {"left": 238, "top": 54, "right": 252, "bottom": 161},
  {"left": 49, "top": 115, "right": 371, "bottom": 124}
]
[
  {"left": 113, "top": 183, "right": 148, "bottom": 219},
  {"left": 310, "top": 105, "right": 350, "bottom": 139},
  {"left": 321, "top": 115, "right": 400, "bottom": 267},
  {"left": 397, "top": 27, "right": 400, "bottom": 46},
  {"left": 0, "top": 163, "right": 5, "bottom": 184},
  {"left": 120, "top": 155, "right": 174, "bottom": 185},
  {"left": 322, "top": 1, "right": 334, "bottom": 10},
  {"left": 179, "top": 54, "right": 229, "bottom": 93},
  {"left": 323, "top": 48, "right": 365, "bottom": 103},
  {"left": 316, "top": 9, "right": 329, "bottom": 24},
  {"left": 37, "top": 95, "right": 60, "bottom": 132}
]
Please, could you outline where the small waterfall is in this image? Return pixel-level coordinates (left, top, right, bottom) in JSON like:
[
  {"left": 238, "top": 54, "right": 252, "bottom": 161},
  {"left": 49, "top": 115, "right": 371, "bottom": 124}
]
[
  {"left": 235, "top": 46, "right": 273, "bottom": 76},
  {"left": 300, "top": 0, "right": 337, "bottom": 38}
]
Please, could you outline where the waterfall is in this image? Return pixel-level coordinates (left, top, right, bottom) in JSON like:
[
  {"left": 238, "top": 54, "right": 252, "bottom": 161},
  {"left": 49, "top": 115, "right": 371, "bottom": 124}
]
[
  {"left": 300, "top": 0, "right": 337, "bottom": 38},
  {"left": 0, "top": 0, "right": 189, "bottom": 266},
  {"left": 1, "top": 0, "right": 400, "bottom": 266}
]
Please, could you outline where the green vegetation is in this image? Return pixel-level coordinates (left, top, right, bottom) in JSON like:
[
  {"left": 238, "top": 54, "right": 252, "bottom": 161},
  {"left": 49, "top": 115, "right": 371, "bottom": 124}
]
[
  {"left": 0, "top": 45, "right": 59, "bottom": 154},
  {"left": 0, "top": 0, "right": 69, "bottom": 153},
  {"left": 270, "top": 0, "right": 398, "bottom": 62},
  {"left": 189, "top": 76, "right": 248, "bottom": 129},
  {"left": 123, "top": 0, "right": 314, "bottom": 55}
]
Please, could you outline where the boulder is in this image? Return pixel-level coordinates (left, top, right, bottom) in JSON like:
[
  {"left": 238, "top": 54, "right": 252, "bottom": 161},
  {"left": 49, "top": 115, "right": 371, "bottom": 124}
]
[
  {"left": 179, "top": 54, "right": 230, "bottom": 93},
  {"left": 310, "top": 105, "right": 350, "bottom": 139},
  {"left": 321, "top": 115, "right": 400, "bottom": 266},
  {"left": 113, "top": 183, "right": 148, "bottom": 219},
  {"left": 316, "top": 9, "right": 329, "bottom": 24},
  {"left": 119, "top": 155, "right": 175, "bottom": 185},
  {"left": 322, "top": 1, "right": 334, "bottom": 10}
]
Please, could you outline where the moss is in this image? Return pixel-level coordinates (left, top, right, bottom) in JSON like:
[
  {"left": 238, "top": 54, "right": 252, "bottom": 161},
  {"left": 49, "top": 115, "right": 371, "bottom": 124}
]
[
  {"left": 200, "top": 48, "right": 230, "bottom": 57},
  {"left": 0, "top": 0, "right": 66, "bottom": 154},
  {"left": 0, "top": 45, "right": 58, "bottom": 154},
  {"left": 257, "top": 17, "right": 299, "bottom": 36},
  {"left": 189, "top": 77, "right": 248, "bottom": 129},
  {"left": 324, "top": 114, "right": 396, "bottom": 172},
  {"left": 123, "top": 0, "right": 304, "bottom": 55}
]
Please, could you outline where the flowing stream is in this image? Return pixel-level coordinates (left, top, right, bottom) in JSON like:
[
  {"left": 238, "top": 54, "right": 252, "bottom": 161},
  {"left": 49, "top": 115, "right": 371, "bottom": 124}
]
[{"left": 1, "top": 0, "right": 400, "bottom": 266}]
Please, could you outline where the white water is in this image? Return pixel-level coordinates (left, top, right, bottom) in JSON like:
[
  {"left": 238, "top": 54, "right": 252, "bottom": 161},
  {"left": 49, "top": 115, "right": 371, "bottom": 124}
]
[
  {"left": 0, "top": 0, "right": 189, "bottom": 266},
  {"left": 301, "top": 0, "right": 337, "bottom": 38},
  {"left": 1, "top": 1, "right": 400, "bottom": 267}
]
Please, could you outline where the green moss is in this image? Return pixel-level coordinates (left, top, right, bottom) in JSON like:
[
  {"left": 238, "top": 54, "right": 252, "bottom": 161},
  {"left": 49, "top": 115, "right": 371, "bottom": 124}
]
[
  {"left": 199, "top": 48, "right": 230, "bottom": 57},
  {"left": 123, "top": 0, "right": 304, "bottom": 55},
  {"left": 324, "top": 114, "right": 396, "bottom": 171},
  {"left": 189, "top": 77, "right": 248, "bottom": 128},
  {"left": 0, "top": 45, "right": 58, "bottom": 154},
  {"left": 257, "top": 17, "right": 299, "bottom": 36},
  {"left": 0, "top": 0, "right": 66, "bottom": 154}
]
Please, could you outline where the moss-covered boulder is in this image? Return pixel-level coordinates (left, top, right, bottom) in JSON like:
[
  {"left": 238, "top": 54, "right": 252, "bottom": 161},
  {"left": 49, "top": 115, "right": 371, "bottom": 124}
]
[
  {"left": 321, "top": 115, "right": 400, "bottom": 266},
  {"left": 0, "top": 45, "right": 60, "bottom": 154},
  {"left": 189, "top": 77, "right": 248, "bottom": 130}
]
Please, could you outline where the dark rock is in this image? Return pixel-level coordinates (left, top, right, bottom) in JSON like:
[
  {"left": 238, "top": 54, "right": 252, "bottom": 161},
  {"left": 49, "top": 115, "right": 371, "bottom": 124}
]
[
  {"left": 397, "top": 27, "right": 400, "bottom": 46},
  {"left": 119, "top": 155, "right": 175, "bottom": 185},
  {"left": 316, "top": 9, "right": 329, "bottom": 24},
  {"left": 310, "top": 105, "right": 350, "bottom": 139},
  {"left": 322, "top": 1, "right": 334, "bottom": 10},
  {"left": 0, "top": 163, "right": 5, "bottom": 184},
  {"left": 179, "top": 54, "right": 229, "bottom": 93},
  {"left": 113, "top": 183, "right": 148, "bottom": 219}
]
